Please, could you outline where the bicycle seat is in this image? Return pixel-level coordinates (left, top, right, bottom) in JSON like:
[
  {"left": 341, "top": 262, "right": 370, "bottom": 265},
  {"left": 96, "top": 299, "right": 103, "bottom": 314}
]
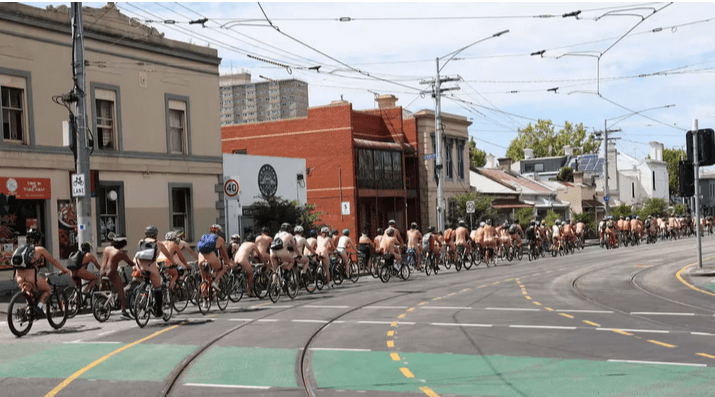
[
  {"left": 141, "top": 270, "right": 151, "bottom": 278},
  {"left": 101, "top": 276, "right": 111, "bottom": 282}
]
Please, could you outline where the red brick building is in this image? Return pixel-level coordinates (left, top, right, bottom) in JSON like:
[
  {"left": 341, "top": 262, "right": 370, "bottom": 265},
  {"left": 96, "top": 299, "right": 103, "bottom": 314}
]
[{"left": 221, "top": 95, "right": 420, "bottom": 236}]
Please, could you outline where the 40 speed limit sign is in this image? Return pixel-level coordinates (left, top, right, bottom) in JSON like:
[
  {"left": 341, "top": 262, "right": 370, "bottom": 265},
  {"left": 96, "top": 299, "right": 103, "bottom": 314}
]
[{"left": 224, "top": 178, "right": 239, "bottom": 198}]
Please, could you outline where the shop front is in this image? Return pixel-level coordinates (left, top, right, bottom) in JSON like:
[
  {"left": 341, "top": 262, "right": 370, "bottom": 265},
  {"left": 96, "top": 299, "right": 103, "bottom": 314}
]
[{"left": 0, "top": 177, "right": 51, "bottom": 270}]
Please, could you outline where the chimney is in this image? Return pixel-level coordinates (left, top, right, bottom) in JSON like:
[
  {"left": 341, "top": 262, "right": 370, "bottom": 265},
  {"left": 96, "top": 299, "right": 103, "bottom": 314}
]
[
  {"left": 524, "top": 148, "right": 534, "bottom": 160},
  {"left": 573, "top": 170, "right": 584, "bottom": 185},
  {"left": 564, "top": 145, "right": 574, "bottom": 157},
  {"left": 649, "top": 141, "right": 663, "bottom": 161},
  {"left": 486, "top": 153, "right": 496, "bottom": 169},
  {"left": 497, "top": 157, "right": 513, "bottom": 172},
  {"left": 376, "top": 94, "right": 398, "bottom": 109}
]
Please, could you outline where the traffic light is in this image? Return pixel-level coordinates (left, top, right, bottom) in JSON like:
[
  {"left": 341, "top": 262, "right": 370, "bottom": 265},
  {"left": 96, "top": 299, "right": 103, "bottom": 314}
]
[
  {"left": 686, "top": 128, "right": 715, "bottom": 166},
  {"left": 678, "top": 160, "right": 694, "bottom": 197}
]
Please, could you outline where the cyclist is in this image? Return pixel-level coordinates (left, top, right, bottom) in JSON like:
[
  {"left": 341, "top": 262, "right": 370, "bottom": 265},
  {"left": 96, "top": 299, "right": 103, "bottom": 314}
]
[
  {"left": 228, "top": 234, "right": 241, "bottom": 260},
  {"left": 100, "top": 237, "right": 133, "bottom": 319},
  {"left": 575, "top": 219, "right": 587, "bottom": 246},
  {"left": 472, "top": 222, "right": 485, "bottom": 259},
  {"left": 69, "top": 242, "right": 99, "bottom": 294},
  {"left": 175, "top": 229, "right": 197, "bottom": 261},
  {"left": 454, "top": 220, "right": 471, "bottom": 258},
  {"left": 156, "top": 231, "right": 189, "bottom": 291},
  {"left": 631, "top": 216, "right": 642, "bottom": 241},
  {"left": 14, "top": 228, "right": 69, "bottom": 318},
  {"left": 294, "top": 226, "right": 316, "bottom": 279},
  {"left": 198, "top": 224, "right": 232, "bottom": 292},
  {"left": 421, "top": 226, "right": 439, "bottom": 266},
  {"left": 495, "top": 221, "right": 511, "bottom": 253},
  {"left": 525, "top": 220, "right": 537, "bottom": 254},
  {"left": 234, "top": 234, "right": 260, "bottom": 296},
  {"left": 255, "top": 227, "right": 273, "bottom": 265},
  {"left": 306, "top": 230, "right": 318, "bottom": 252},
  {"left": 336, "top": 228, "right": 357, "bottom": 277},
  {"left": 551, "top": 220, "right": 563, "bottom": 251},
  {"left": 270, "top": 222, "right": 297, "bottom": 272},
  {"left": 406, "top": 222, "right": 423, "bottom": 270},
  {"left": 380, "top": 227, "right": 401, "bottom": 271},
  {"left": 561, "top": 220, "right": 576, "bottom": 247},
  {"left": 482, "top": 219, "right": 498, "bottom": 262},
  {"left": 442, "top": 224, "right": 456, "bottom": 262},
  {"left": 316, "top": 227, "right": 335, "bottom": 286},
  {"left": 373, "top": 228, "right": 384, "bottom": 255},
  {"left": 604, "top": 217, "right": 617, "bottom": 247},
  {"left": 385, "top": 219, "right": 405, "bottom": 248},
  {"left": 135, "top": 225, "right": 173, "bottom": 316},
  {"left": 331, "top": 229, "right": 340, "bottom": 251},
  {"left": 357, "top": 230, "right": 374, "bottom": 272}
]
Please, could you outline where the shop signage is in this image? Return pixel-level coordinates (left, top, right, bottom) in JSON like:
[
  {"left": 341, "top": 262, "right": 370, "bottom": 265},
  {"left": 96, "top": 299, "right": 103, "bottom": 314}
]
[{"left": 0, "top": 177, "right": 51, "bottom": 200}]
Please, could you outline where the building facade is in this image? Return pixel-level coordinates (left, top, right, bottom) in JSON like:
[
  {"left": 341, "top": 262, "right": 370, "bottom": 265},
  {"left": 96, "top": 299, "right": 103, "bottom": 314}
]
[
  {"left": 607, "top": 142, "right": 669, "bottom": 207},
  {"left": 219, "top": 73, "right": 308, "bottom": 126},
  {"left": 222, "top": 95, "right": 419, "bottom": 237},
  {"left": 0, "top": 3, "right": 222, "bottom": 272}
]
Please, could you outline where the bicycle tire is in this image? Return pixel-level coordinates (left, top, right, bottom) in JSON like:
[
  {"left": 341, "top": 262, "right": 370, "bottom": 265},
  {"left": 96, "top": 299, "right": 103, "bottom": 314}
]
[
  {"left": 268, "top": 278, "right": 281, "bottom": 303},
  {"left": 464, "top": 254, "right": 473, "bottom": 270},
  {"left": 46, "top": 290, "right": 68, "bottom": 330},
  {"left": 285, "top": 271, "right": 299, "bottom": 300},
  {"left": 162, "top": 287, "right": 173, "bottom": 321},
  {"left": 425, "top": 260, "right": 431, "bottom": 276},
  {"left": 399, "top": 264, "right": 410, "bottom": 280},
  {"left": 133, "top": 288, "right": 151, "bottom": 328},
  {"left": 304, "top": 268, "right": 317, "bottom": 294},
  {"left": 315, "top": 266, "right": 325, "bottom": 291},
  {"left": 455, "top": 257, "right": 462, "bottom": 272},
  {"left": 92, "top": 295, "right": 111, "bottom": 323},
  {"left": 7, "top": 292, "right": 33, "bottom": 337},
  {"left": 349, "top": 262, "right": 359, "bottom": 283},
  {"left": 516, "top": 245, "right": 523, "bottom": 260},
  {"left": 215, "top": 285, "right": 229, "bottom": 311},
  {"left": 228, "top": 274, "right": 244, "bottom": 303},
  {"left": 332, "top": 268, "right": 343, "bottom": 285},
  {"left": 444, "top": 259, "right": 452, "bottom": 269},
  {"left": 65, "top": 286, "right": 81, "bottom": 318},
  {"left": 255, "top": 272, "right": 269, "bottom": 299},
  {"left": 379, "top": 265, "right": 391, "bottom": 283},
  {"left": 197, "top": 282, "right": 211, "bottom": 315},
  {"left": 172, "top": 280, "right": 190, "bottom": 312}
]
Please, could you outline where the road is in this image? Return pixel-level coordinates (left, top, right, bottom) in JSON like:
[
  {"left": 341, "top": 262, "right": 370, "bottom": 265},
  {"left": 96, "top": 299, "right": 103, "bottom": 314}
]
[{"left": 3, "top": 236, "right": 715, "bottom": 397}]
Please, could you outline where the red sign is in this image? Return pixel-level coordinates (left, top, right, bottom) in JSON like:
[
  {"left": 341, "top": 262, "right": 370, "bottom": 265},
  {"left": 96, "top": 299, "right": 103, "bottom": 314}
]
[{"left": 0, "top": 177, "right": 51, "bottom": 200}]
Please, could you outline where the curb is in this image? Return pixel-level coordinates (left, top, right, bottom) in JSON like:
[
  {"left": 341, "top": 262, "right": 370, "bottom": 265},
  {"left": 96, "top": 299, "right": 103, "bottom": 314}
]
[{"left": 687, "top": 267, "right": 715, "bottom": 277}]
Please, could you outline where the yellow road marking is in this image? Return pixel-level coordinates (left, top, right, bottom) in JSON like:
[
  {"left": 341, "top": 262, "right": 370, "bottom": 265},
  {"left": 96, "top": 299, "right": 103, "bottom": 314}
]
[
  {"left": 583, "top": 320, "right": 600, "bottom": 326},
  {"left": 697, "top": 353, "right": 715, "bottom": 360},
  {"left": 505, "top": 278, "right": 514, "bottom": 282},
  {"left": 400, "top": 367, "right": 415, "bottom": 378},
  {"left": 448, "top": 292, "right": 456, "bottom": 296},
  {"left": 545, "top": 307, "right": 554, "bottom": 311},
  {"left": 433, "top": 297, "right": 442, "bottom": 300},
  {"left": 492, "top": 281, "right": 501, "bottom": 285},
  {"left": 407, "top": 307, "right": 415, "bottom": 312},
  {"left": 533, "top": 302, "right": 542, "bottom": 306},
  {"left": 44, "top": 324, "right": 181, "bottom": 397},
  {"left": 676, "top": 262, "right": 715, "bottom": 297},
  {"left": 612, "top": 329, "right": 633, "bottom": 336},
  {"left": 387, "top": 330, "right": 394, "bottom": 337},
  {"left": 525, "top": 296, "right": 532, "bottom": 300},
  {"left": 398, "top": 314, "right": 406, "bottom": 319},
  {"left": 420, "top": 386, "right": 441, "bottom": 397},
  {"left": 522, "top": 291, "right": 528, "bottom": 295},
  {"left": 477, "top": 285, "right": 486, "bottom": 288},
  {"left": 648, "top": 339, "right": 676, "bottom": 348},
  {"left": 559, "top": 313, "right": 574, "bottom": 319},
  {"left": 390, "top": 352, "right": 401, "bottom": 361},
  {"left": 418, "top": 302, "right": 427, "bottom": 306},
  {"left": 387, "top": 340, "right": 395, "bottom": 348},
  {"left": 462, "top": 288, "right": 470, "bottom": 292},
  {"left": 391, "top": 321, "right": 398, "bottom": 327},
  {"left": 533, "top": 273, "right": 541, "bottom": 276}
]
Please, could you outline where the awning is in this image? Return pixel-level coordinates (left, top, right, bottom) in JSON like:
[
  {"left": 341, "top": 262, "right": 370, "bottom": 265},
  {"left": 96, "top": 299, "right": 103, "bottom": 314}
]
[
  {"left": 523, "top": 197, "right": 570, "bottom": 209},
  {"left": 582, "top": 199, "right": 604, "bottom": 208},
  {"left": 353, "top": 138, "right": 415, "bottom": 154},
  {"left": 491, "top": 198, "right": 532, "bottom": 209}
]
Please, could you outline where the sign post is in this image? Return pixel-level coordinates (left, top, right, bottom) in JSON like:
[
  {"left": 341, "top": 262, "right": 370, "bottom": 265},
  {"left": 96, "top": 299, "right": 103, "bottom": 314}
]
[
  {"left": 223, "top": 176, "right": 240, "bottom": 238},
  {"left": 71, "top": 174, "right": 85, "bottom": 198}
]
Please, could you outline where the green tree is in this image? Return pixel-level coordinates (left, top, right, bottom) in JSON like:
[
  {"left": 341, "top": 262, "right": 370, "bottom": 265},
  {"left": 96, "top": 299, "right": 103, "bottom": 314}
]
[
  {"left": 506, "top": 120, "right": 600, "bottom": 161},
  {"left": 636, "top": 197, "right": 668, "bottom": 218},
  {"left": 610, "top": 203, "right": 633, "bottom": 219},
  {"left": 663, "top": 147, "right": 686, "bottom": 198},
  {"left": 543, "top": 210, "right": 560, "bottom": 228},
  {"left": 251, "top": 196, "right": 324, "bottom": 234},
  {"left": 468, "top": 137, "right": 487, "bottom": 167},
  {"left": 515, "top": 207, "right": 535, "bottom": 228},
  {"left": 556, "top": 166, "right": 574, "bottom": 182},
  {"left": 447, "top": 192, "right": 497, "bottom": 228},
  {"left": 673, "top": 203, "right": 687, "bottom": 215}
]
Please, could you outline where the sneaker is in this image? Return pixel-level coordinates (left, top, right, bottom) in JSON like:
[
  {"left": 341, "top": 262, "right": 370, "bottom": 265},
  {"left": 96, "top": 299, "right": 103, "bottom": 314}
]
[
  {"left": 120, "top": 310, "right": 132, "bottom": 320},
  {"left": 35, "top": 306, "right": 46, "bottom": 319}
]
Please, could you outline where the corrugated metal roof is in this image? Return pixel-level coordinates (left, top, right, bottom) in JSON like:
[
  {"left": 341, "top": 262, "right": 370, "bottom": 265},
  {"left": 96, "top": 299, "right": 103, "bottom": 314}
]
[{"left": 478, "top": 168, "right": 552, "bottom": 194}]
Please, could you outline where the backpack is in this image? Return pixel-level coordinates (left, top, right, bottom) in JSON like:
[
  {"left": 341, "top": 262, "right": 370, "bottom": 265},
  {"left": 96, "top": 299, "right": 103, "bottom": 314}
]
[
  {"left": 67, "top": 251, "right": 86, "bottom": 270},
  {"left": 645, "top": 219, "right": 651, "bottom": 228},
  {"left": 11, "top": 244, "right": 35, "bottom": 269},
  {"left": 135, "top": 239, "right": 158, "bottom": 261},
  {"left": 422, "top": 233, "right": 432, "bottom": 251},
  {"left": 509, "top": 224, "right": 518, "bottom": 234},
  {"left": 270, "top": 236, "right": 284, "bottom": 251},
  {"left": 197, "top": 234, "right": 218, "bottom": 254}
]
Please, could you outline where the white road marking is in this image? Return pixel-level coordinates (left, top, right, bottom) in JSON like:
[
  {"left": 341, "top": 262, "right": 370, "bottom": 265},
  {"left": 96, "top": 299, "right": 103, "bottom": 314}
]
[
  {"left": 98, "top": 330, "right": 118, "bottom": 337},
  {"left": 304, "top": 305, "right": 350, "bottom": 309},
  {"left": 556, "top": 309, "right": 614, "bottom": 314},
  {"left": 356, "top": 321, "right": 415, "bottom": 325},
  {"left": 363, "top": 306, "right": 409, "bottom": 309},
  {"left": 607, "top": 359, "right": 706, "bottom": 367},
  {"left": 430, "top": 323, "right": 492, "bottom": 327},
  {"left": 310, "top": 348, "right": 371, "bottom": 352},
  {"left": 265, "top": 305, "right": 294, "bottom": 309},
  {"left": 509, "top": 325, "right": 577, "bottom": 330},
  {"left": 292, "top": 319, "right": 329, "bottom": 323},
  {"left": 184, "top": 383, "right": 271, "bottom": 390},
  {"left": 631, "top": 312, "right": 695, "bottom": 316},
  {"left": 420, "top": 306, "right": 472, "bottom": 310},
  {"left": 485, "top": 307, "right": 540, "bottom": 312},
  {"left": 691, "top": 332, "right": 715, "bottom": 336},
  {"left": 256, "top": 319, "right": 279, "bottom": 322},
  {"left": 597, "top": 328, "right": 670, "bottom": 334},
  {"left": 227, "top": 318, "right": 252, "bottom": 322},
  {"left": 64, "top": 341, "right": 121, "bottom": 344}
]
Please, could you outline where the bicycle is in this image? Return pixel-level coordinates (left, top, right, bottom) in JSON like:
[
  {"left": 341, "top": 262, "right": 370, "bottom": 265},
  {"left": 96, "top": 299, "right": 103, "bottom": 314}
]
[
  {"left": 298, "top": 254, "right": 322, "bottom": 294},
  {"left": 345, "top": 252, "right": 360, "bottom": 283},
  {"left": 196, "top": 262, "right": 229, "bottom": 315},
  {"left": 225, "top": 266, "right": 246, "bottom": 303},
  {"left": 92, "top": 269, "right": 134, "bottom": 322},
  {"left": 422, "top": 251, "right": 439, "bottom": 276},
  {"left": 7, "top": 271, "right": 69, "bottom": 337},
  {"left": 65, "top": 276, "right": 97, "bottom": 318},
  {"left": 167, "top": 265, "right": 190, "bottom": 313},
  {"left": 404, "top": 248, "right": 418, "bottom": 273},
  {"left": 252, "top": 261, "right": 271, "bottom": 299},
  {"left": 133, "top": 269, "right": 173, "bottom": 327},
  {"left": 379, "top": 254, "right": 410, "bottom": 283}
]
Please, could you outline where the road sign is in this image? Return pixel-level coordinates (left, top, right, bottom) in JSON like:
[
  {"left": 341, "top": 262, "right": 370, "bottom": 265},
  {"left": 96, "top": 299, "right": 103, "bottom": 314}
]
[
  {"left": 71, "top": 174, "right": 85, "bottom": 198},
  {"left": 224, "top": 178, "right": 239, "bottom": 197},
  {"left": 466, "top": 200, "right": 475, "bottom": 214},
  {"left": 341, "top": 201, "right": 351, "bottom": 215},
  {"left": 604, "top": 196, "right": 610, "bottom": 202},
  {"left": 424, "top": 153, "right": 436, "bottom": 160}
]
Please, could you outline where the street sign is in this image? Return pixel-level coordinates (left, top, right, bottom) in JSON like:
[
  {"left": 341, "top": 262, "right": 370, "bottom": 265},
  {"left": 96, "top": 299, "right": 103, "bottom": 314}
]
[
  {"left": 224, "top": 178, "right": 239, "bottom": 198},
  {"left": 466, "top": 200, "right": 475, "bottom": 214},
  {"left": 424, "top": 153, "right": 436, "bottom": 160},
  {"left": 604, "top": 196, "right": 610, "bottom": 202},
  {"left": 71, "top": 174, "right": 85, "bottom": 198},
  {"left": 341, "top": 201, "right": 351, "bottom": 215}
]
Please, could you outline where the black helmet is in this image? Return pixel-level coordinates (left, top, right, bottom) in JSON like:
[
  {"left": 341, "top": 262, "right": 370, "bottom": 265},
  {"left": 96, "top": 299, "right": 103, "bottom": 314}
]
[
  {"left": 428, "top": 226, "right": 436, "bottom": 233},
  {"left": 111, "top": 236, "right": 128, "bottom": 249},
  {"left": 458, "top": 220, "right": 466, "bottom": 227},
  {"left": 486, "top": 219, "right": 492, "bottom": 226},
  {"left": 26, "top": 228, "right": 43, "bottom": 243},
  {"left": 410, "top": 222, "right": 418, "bottom": 229},
  {"left": 388, "top": 219, "right": 396, "bottom": 226},
  {"left": 281, "top": 222, "right": 291, "bottom": 232},
  {"left": 81, "top": 242, "right": 92, "bottom": 253},
  {"left": 386, "top": 228, "right": 395, "bottom": 236},
  {"left": 246, "top": 235, "right": 256, "bottom": 243},
  {"left": 261, "top": 227, "right": 270, "bottom": 234},
  {"left": 377, "top": 228, "right": 383, "bottom": 235},
  {"left": 145, "top": 225, "right": 158, "bottom": 237},
  {"left": 332, "top": 229, "right": 338, "bottom": 236}
]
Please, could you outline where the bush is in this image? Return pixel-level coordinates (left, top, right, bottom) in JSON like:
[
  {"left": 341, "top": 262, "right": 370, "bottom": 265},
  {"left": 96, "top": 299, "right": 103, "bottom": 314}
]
[
  {"left": 610, "top": 203, "right": 633, "bottom": 220},
  {"left": 571, "top": 210, "right": 596, "bottom": 238},
  {"left": 515, "top": 207, "right": 535, "bottom": 228}
]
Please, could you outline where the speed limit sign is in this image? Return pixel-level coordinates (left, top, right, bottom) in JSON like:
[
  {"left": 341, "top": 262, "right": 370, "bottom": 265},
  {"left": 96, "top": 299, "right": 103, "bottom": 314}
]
[{"left": 224, "top": 178, "right": 239, "bottom": 198}]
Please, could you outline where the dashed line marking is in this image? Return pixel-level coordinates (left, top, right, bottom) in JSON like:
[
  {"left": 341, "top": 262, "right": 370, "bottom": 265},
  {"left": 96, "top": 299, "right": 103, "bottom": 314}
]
[
  {"left": 583, "top": 320, "right": 600, "bottom": 327},
  {"left": 597, "top": 328, "right": 669, "bottom": 334},
  {"left": 305, "top": 305, "right": 350, "bottom": 309},
  {"left": 400, "top": 367, "right": 415, "bottom": 378},
  {"left": 430, "top": 322, "right": 492, "bottom": 328},
  {"left": 697, "top": 353, "right": 715, "bottom": 360},
  {"left": 390, "top": 352, "right": 401, "bottom": 361},
  {"left": 184, "top": 383, "right": 271, "bottom": 390},
  {"left": 533, "top": 302, "right": 542, "bottom": 306},
  {"left": 485, "top": 307, "right": 540, "bottom": 312},
  {"left": 311, "top": 348, "right": 371, "bottom": 352},
  {"left": 692, "top": 332, "right": 715, "bottom": 336},
  {"left": 292, "top": 319, "right": 329, "bottom": 323},
  {"left": 608, "top": 359, "right": 705, "bottom": 367},
  {"left": 432, "top": 297, "right": 442, "bottom": 300},
  {"left": 557, "top": 309, "right": 614, "bottom": 314},
  {"left": 407, "top": 307, "right": 415, "bottom": 312},
  {"left": 387, "top": 340, "right": 395, "bottom": 348},
  {"left": 492, "top": 281, "right": 501, "bottom": 285},
  {"left": 611, "top": 329, "right": 633, "bottom": 336},
  {"left": 387, "top": 330, "right": 394, "bottom": 337},
  {"left": 631, "top": 312, "right": 695, "bottom": 316},
  {"left": 418, "top": 302, "right": 427, "bottom": 306},
  {"left": 398, "top": 314, "right": 406, "bottom": 319},
  {"left": 545, "top": 307, "right": 554, "bottom": 312},
  {"left": 420, "top": 306, "right": 472, "bottom": 310},
  {"left": 391, "top": 322, "right": 398, "bottom": 327},
  {"left": 559, "top": 313, "right": 575, "bottom": 319},
  {"left": 509, "top": 325, "right": 577, "bottom": 330},
  {"left": 525, "top": 296, "right": 532, "bottom": 300},
  {"left": 420, "top": 386, "right": 441, "bottom": 397},
  {"left": 522, "top": 291, "right": 528, "bottom": 295},
  {"left": 647, "top": 340, "right": 676, "bottom": 348}
]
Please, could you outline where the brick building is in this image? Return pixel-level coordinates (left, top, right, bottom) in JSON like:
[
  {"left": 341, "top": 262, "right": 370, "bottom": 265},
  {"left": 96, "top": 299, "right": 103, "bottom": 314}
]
[{"left": 221, "top": 95, "right": 419, "bottom": 236}]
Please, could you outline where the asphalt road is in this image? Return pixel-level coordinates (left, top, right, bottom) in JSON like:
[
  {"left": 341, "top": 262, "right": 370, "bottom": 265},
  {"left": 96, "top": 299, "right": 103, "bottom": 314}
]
[{"left": 3, "top": 236, "right": 715, "bottom": 397}]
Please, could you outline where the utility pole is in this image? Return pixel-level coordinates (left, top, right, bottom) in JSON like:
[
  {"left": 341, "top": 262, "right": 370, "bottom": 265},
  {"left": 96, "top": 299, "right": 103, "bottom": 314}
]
[
  {"left": 71, "top": 3, "right": 92, "bottom": 247},
  {"left": 693, "top": 119, "right": 703, "bottom": 268},
  {"left": 432, "top": 61, "right": 459, "bottom": 232},
  {"left": 594, "top": 121, "right": 621, "bottom": 217}
]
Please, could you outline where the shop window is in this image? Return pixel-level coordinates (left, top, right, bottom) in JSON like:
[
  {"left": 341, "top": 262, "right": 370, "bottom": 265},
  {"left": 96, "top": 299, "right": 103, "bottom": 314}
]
[
  {"left": 165, "top": 95, "right": 191, "bottom": 155},
  {"left": 1, "top": 74, "right": 28, "bottom": 144},
  {"left": 170, "top": 184, "right": 193, "bottom": 241},
  {"left": 97, "top": 182, "right": 125, "bottom": 243}
]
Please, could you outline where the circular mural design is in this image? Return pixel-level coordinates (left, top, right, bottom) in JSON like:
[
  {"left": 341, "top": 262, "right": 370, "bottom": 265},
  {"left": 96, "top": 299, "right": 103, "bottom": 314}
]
[{"left": 258, "top": 164, "right": 278, "bottom": 197}]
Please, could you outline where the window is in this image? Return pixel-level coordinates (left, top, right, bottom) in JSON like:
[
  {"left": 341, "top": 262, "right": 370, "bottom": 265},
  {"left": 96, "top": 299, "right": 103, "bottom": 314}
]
[
  {"left": 445, "top": 139, "right": 454, "bottom": 180},
  {"left": 1, "top": 74, "right": 28, "bottom": 144},
  {"left": 170, "top": 185, "right": 192, "bottom": 241},
  {"left": 652, "top": 171, "right": 656, "bottom": 191},
  {"left": 97, "top": 182, "right": 125, "bottom": 243},
  {"left": 632, "top": 182, "right": 635, "bottom": 198},
  {"left": 166, "top": 95, "right": 191, "bottom": 155},
  {"left": 457, "top": 140, "right": 465, "bottom": 180},
  {"left": 356, "top": 149, "right": 403, "bottom": 190}
]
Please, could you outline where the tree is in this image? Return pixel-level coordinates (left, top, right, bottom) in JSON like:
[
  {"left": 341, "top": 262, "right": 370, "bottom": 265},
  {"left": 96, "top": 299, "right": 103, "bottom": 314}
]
[
  {"left": 506, "top": 120, "right": 600, "bottom": 161},
  {"left": 468, "top": 137, "right": 487, "bottom": 167},
  {"left": 636, "top": 197, "right": 668, "bottom": 218},
  {"left": 515, "top": 207, "right": 535, "bottom": 228},
  {"left": 556, "top": 166, "right": 574, "bottom": 182},
  {"left": 610, "top": 203, "right": 633, "bottom": 219},
  {"left": 663, "top": 147, "right": 686, "bottom": 198},
  {"left": 251, "top": 196, "right": 324, "bottom": 234},
  {"left": 447, "top": 192, "right": 497, "bottom": 228},
  {"left": 543, "top": 210, "right": 560, "bottom": 228}
]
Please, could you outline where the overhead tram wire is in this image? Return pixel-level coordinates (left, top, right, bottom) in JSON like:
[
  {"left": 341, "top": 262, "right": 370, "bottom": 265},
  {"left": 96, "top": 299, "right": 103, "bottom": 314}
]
[
  {"left": 599, "top": 96, "right": 685, "bottom": 132},
  {"left": 459, "top": 81, "right": 523, "bottom": 131}
]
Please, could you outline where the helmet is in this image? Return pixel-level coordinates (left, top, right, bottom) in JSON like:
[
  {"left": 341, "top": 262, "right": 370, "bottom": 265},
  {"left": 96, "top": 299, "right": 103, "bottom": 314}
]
[
  {"left": 410, "top": 222, "right": 418, "bottom": 229},
  {"left": 626, "top": 216, "right": 631, "bottom": 221},
  {"left": 458, "top": 220, "right": 466, "bottom": 227},
  {"left": 80, "top": 242, "right": 92, "bottom": 252},
  {"left": 428, "top": 226, "right": 436, "bottom": 232},
  {"left": 294, "top": 225, "right": 304, "bottom": 234},
  {"left": 165, "top": 231, "right": 178, "bottom": 241},
  {"left": 262, "top": 227, "right": 270, "bottom": 234},
  {"left": 503, "top": 220, "right": 509, "bottom": 226},
  {"left": 175, "top": 229, "right": 185, "bottom": 239},
  {"left": 145, "top": 225, "right": 158, "bottom": 237},
  {"left": 486, "top": 219, "right": 492, "bottom": 226},
  {"left": 332, "top": 229, "right": 338, "bottom": 236},
  {"left": 388, "top": 219, "right": 396, "bottom": 226},
  {"left": 280, "top": 222, "right": 291, "bottom": 232},
  {"left": 386, "top": 228, "right": 395, "bottom": 236},
  {"left": 246, "top": 235, "right": 256, "bottom": 243},
  {"left": 342, "top": 228, "right": 350, "bottom": 236},
  {"left": 321, "top": 227, "right": 330, "bottom": 234},
  {"left": 210, "top": 224, "right": 223, "bottom": 236},
  {"left": 230, "top": 234, "right": 240, "bottom": 242},
  {"left": 310, "top": 230, "right": 317, "bottom": 237},
  {"left": 111, "top": 236, "right": 128, "bottom": 249},
  {"left": 636, "top": 216, "right": 640, "bottom": 220},
  {"left": 529, "top": 220, "right": 536, "bottom": 226},
  {"left": 376, "top": 228, "right": 383, "bottom": 235},
  {"left": 26, "top": 228, "right": 43, "bottom": 243},
  {"left": 480, "top": 222, "right": 486, "bottom": 227},
  {"left": 619, "top": 216, "right": 624, "bottom": 220}
]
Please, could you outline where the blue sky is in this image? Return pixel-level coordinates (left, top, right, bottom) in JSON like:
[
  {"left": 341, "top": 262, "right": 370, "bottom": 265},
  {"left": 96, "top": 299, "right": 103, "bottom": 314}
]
[{"left": 31, "top": 2, "right": 715, "bottom": 160}]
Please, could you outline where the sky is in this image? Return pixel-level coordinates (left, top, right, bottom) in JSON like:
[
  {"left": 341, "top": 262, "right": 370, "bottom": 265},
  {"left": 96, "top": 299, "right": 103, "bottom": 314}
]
[{"left": 32, "top": 2, "right": 715, "bottom": 161}]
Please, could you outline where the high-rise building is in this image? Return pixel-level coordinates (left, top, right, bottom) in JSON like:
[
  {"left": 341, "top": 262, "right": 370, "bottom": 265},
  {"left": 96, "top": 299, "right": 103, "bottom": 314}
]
[{"left": 219, "top": 73, "right": 308, "bottom": 125}]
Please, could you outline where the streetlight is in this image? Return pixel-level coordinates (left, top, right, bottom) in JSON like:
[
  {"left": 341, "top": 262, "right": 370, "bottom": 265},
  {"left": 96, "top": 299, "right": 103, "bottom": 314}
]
[{"left": 425, "top": 29, "right": 509, "bottom": 231}]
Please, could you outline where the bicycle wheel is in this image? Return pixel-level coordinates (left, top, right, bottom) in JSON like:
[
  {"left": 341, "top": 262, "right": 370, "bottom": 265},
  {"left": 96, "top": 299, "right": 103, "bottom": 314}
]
[
  {"left": 528, "top": 245, "right": 533, "bottom": 261},
  {"left": 92, "top": 295, "right": 111, "bottom": 323},
  {"left": 215, "top": 284, "right": 229, "bottom": 311},
  {"left": 65, "top": 286, "right": 81, "bottom": 318},
  {"left": 187, "top": 274, "right": 200, "bottom": 305},
  {"left": 370, "top": 258, "right": 380, "bottom": 278},
  {"left": 254, "top": 272, "right": 269, "bottom": 299},
  {"left": 228, "top": 274, "right": 244, "bottom": 303},
  {"left": 268, "top": 278, "right": 281, "bottom": 303},
  {"left": 315, "top": 266, "right": 325, "bottom": 291},
  {"left": 7, "top": 292, "right": 33, "bottom": 337},
  {"left": 349, "top": 262, "right": 359, "bottom": 283},
  {"left": 172, "top": 280, "right": 190, "bottom": 312},
  {"left": 379, "top": 265, "right": 391, "bottom": 283},
  {"left": 444, "top": 257, "right": 452, "bottom": 269},
  {"left": 46, "top": 290, "right": 68, "bottom": 329},
  {"left": 285, "top": 271, "right": 299, "bottom": 300},
  {"left": 516, "top": 244, "right": 523, "bottom": 260},
  {"left": 197, "top": 282, "right": 212, "bottom": 315},
  {"left": 454, "top": 256, "right": 462, "bottom": 272},
  {"left": 399, "top": 264, "right": 410, "bottom": 280},
  {"left": 133, "top": 287, "right": 151, "bottom": 328},
  {"left": 162, "top": 287, "right": 173, "bottom": 321},
  {"left": 304, "top": 269, "right": 317, "bottom": 294}
]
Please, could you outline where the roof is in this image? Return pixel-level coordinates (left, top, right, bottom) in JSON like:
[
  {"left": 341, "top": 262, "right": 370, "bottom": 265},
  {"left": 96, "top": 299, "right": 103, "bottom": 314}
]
[
  {"left": 491, "top": 198, "right": 532, "bottom": 209},
  {"left": 582, "top": 199, "right": 604, "bottom": 208},
  {"left": 470, "top": 170, "right": 515, "bottom": 194},
  {"left": 477, "top": 168, "right": 553, "bottom": 194},
  {"left": 523, "top": 197, "right": 570, "bottom": 209},
  {"left": 353, "top": 138, "right": 415, "bottom": 154}
]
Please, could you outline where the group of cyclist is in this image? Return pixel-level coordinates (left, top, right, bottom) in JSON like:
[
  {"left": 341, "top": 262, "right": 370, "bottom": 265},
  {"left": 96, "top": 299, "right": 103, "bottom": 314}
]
[{"left": 598, "top": 214, "right": 714, "bottom": 248}]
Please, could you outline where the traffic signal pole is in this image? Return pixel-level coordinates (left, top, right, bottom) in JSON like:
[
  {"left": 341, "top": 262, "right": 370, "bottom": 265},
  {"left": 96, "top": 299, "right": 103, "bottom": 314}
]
[{"left": 693, "top": 119, "right": 702, "bottom": 268}]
